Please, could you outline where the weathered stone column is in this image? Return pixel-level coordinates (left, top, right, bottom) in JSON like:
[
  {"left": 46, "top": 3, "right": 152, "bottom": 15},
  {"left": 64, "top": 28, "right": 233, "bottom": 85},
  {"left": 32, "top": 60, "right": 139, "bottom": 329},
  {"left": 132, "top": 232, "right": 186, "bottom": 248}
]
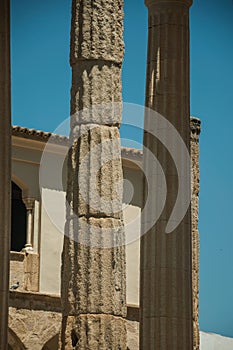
[
  {"left": 140, "top": 0, "right": 193, "bottom": 349},
  {"left": 23, "top": 198, "right": 35, "bottom": 252},
  {"left": 0, "top": 0, "right": 11, "bottom": 348},
  {"left": 191, "top": 117, "right": 201, "bottom": 350},
  {"left": 60, "top": 1, "right": 127, "bottom": 349}
]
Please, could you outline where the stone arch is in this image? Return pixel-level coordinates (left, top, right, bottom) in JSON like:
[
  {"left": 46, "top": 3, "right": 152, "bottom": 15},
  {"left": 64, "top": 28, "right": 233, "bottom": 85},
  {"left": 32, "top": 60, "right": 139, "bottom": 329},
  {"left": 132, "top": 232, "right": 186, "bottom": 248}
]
[
  {"left": 11, "top": 174, "right": 28, "bottom": 198},
  {"left": 42, "top": 334, "right": 59, "bottom": 350},
  {"left": 8, "top": 328, "right": 26, "bottom": 350},
  {"left": 9, "top": 307, "right": 62, "bottom": 350}
]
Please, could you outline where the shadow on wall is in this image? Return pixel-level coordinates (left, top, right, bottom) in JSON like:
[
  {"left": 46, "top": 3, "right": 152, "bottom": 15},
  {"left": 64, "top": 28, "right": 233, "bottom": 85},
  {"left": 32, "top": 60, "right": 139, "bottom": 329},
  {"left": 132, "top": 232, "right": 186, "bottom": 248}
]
[
  {"left": 8, "top": 330, "right": 59, "bottom": 350},
  {"left": 8, "top": 328, "right": 26, "bottom": 350},
  {"left": 42, "top": 334, "right": 59, "bottom": 350}
]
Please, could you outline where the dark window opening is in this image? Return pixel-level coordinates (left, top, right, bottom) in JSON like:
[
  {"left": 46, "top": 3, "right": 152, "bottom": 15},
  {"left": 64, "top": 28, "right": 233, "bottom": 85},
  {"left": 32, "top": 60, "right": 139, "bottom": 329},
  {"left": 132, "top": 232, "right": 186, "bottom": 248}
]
[{"left": 11, "top": 182, "right": 27, "bottom": 252}]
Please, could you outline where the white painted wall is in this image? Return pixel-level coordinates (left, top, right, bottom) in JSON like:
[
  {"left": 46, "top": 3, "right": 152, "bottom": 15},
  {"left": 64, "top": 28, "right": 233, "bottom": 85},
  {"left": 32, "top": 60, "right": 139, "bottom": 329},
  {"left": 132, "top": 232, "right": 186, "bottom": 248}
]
[
  {"left": 201, "top": 332, "right": 233, "bottom": 350},
  {"left": 40, "top": 188, "right": 65, "bottom": 295},
  {"left": 124, "top": 205, "right": 141, "bottom": 306}
]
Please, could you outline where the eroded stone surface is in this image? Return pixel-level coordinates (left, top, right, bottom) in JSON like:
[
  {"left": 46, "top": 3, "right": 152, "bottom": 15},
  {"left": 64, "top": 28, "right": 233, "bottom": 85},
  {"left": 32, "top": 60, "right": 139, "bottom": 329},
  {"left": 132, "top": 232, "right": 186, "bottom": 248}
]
[
  {"left": 10, "top": 253, "right": 25, "bottom": 291},
  {"left": 67, "top": 125, "right": 123, "bottom": 218},
  {"left": 10, "top": 252, "right": 39, "bottom": 293},
  {"left": 61, "top": 217, "right": 126, "bottom": 316},
  {"left": 9, "top": 307, "right": 61, "bottom": 350},
  {"left": 71, "top": 64, "right": 122, "bottom": 123},
  {"left": 73, "top": 314, "right": 127, "bottom": 349},
  {"left": 191, "top": 117, "right": 201, "bottom": 350},
  {"left": 24, "top": 253, "right": 39, "bottom": 292},
  {"left": 61, "top": 0, "right": 126, "bottom": 348},
  {"left": 70, "top": 0, "right": 124, "bottom": 64},
  {"left": 9, "top": 304, "right": 139, "bottom": 350},
  {"left": 126, "top": 320, "right": 139, "bottom": 350}
]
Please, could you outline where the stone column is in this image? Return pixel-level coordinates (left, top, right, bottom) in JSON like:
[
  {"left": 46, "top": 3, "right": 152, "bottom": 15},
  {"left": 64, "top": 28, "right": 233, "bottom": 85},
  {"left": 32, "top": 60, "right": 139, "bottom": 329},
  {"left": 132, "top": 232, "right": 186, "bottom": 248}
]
[
  {"left": 23, "top": 198, "right": 35, "bottom": 252},
  {"left": 0, "top": 0, "right": 11, "bottom": 348},
  {"left": 140, "top": 0, "right": 193, "bottom": 349},
  {"left": 60, "top": 1, "right": 127, "bottom": 349},
  {"left": 191, "top": 117, "right": 201, "bottom": 350}
]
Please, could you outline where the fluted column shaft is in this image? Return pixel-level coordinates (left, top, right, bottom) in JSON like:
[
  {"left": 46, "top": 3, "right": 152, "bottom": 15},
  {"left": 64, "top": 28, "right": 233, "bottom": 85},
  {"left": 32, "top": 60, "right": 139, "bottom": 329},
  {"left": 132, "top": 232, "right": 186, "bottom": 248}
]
[
  {"left": 191, "top": 117, "right": 201, "bottom": 350},
  {"left": 0, "top": 0, "right": 11, "bottom": 348},
  {"left": 61, "top": 1, "right": 127, "bottom": 349},
  {"left": 140, "top": 0, "right": 193, "bottom": 349}
]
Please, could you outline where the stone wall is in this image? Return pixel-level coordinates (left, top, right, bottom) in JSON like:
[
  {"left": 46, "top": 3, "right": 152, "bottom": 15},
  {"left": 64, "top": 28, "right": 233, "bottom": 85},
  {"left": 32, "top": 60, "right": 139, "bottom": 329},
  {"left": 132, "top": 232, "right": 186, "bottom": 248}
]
[
  {"left": 9, "top": 292, "right": 140, "bottom": 349},
  {"left": 10, "top": 252, "right": 39, "bottom": 293},
  {"left": 9, "top": 291, "right": 61, "bottom": 350},
  {"left": 10, "top": 253, "right": 25, "bottom": 291}
]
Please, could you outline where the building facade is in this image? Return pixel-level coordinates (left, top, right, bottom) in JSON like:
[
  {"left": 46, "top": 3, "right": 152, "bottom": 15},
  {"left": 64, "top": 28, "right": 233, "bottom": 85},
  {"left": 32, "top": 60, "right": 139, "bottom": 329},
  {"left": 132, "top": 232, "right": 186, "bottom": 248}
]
[{"left": 8, "top": 118, "right": 200, "bottom": 349}]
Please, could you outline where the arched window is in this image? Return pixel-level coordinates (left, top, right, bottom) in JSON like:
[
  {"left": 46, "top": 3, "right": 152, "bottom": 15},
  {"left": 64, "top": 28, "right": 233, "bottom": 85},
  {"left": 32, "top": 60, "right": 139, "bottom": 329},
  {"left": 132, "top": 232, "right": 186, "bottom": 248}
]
[{"left": 11, "top": 182, "right": 27, "bottom": 252}]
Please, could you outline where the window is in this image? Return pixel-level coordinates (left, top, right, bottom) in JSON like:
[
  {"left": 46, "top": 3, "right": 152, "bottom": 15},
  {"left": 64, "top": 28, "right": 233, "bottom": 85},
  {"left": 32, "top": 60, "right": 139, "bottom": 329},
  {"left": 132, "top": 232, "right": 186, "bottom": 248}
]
[{"left": 11, "top": 182, "right": 27, "bottom": 252}]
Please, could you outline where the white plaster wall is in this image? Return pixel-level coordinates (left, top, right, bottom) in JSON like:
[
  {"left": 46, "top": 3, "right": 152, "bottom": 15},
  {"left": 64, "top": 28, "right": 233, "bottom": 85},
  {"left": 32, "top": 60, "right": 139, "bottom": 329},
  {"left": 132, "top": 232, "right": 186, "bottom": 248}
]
[
  {"left": 124, "top": 205, "right": 141, "bottom": 306},
  {"left": 39, "top": 188, "right": 65, "bottom": 295}
]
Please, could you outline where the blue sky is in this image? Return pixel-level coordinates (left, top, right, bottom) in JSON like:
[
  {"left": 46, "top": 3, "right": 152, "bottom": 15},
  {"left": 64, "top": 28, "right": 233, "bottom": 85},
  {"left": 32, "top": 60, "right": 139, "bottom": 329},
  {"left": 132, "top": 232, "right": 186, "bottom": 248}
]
[{"left": 11, "top": 0, "right": 233, "bottom": 338}]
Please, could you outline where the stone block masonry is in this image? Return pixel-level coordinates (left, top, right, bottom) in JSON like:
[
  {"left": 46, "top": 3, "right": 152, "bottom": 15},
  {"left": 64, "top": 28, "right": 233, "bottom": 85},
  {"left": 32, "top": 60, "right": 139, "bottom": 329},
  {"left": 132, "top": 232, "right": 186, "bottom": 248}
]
[{"left": 60, "top": 1, "right": 127, "bottom": 349}]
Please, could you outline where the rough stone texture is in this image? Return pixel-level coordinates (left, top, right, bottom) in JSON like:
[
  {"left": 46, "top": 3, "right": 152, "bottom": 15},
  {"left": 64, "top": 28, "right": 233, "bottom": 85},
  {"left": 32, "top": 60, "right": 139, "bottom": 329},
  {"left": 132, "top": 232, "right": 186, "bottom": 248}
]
[
  {"left": 71, "top": 64, "right": 122, "bottom": 124},
  {"left": 67, "top": 125, "right": 123, "bottom": 218},
  {"left": 140, "top": 1, "right": 194, "bottom": 349},
  {"left": 10, "top": 252, "right": 25, "bottom": 291},
  {"left": 70, "top": 0, "right": 124, "bottom": 124},
  {"left": 61, "top": 315, "right": 129, "bottom": 350},
  {"left": 191, "top": 117, "right": 201, "bottom": 350},
  {"left": 60, "top": 315, "right": 75, "bottom": 350},
  {"left": 61, "top": 0, "right": 127, "bottom": 348},
  {"left": 8, "top": 291, "right": 138, "bottom": 350},
  {"left": 9, "top": 290, "right": 61, "bottom": 312},
  {"left": 9, "top": 291, "right": 61, "bottom": 349},
  {"left": 61, "top": 218, "right": 126, "bottom": 316},
  {"left": 24, "top": 253, "right": 40, "bottom": 292},
  {"left": 11, "top": 306, "right": 138, "bottom": 350},
  {"left": 70, "top": 0, "right": 124, "bottom": 64},
  {"left": 10, "top": 252, "right": 39, "bottom": 293},
  {"left": 9, "top": 307, "right": 61, "bottom": 350},
  {"left": 126, "top": 320, "right": 139, "bottom": 350},
  {"left": 72, "top": 314, "right": 126, "bottom": 349},
  {"left": 7, "top": 118, "right": 200, "bottom": 349}
]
